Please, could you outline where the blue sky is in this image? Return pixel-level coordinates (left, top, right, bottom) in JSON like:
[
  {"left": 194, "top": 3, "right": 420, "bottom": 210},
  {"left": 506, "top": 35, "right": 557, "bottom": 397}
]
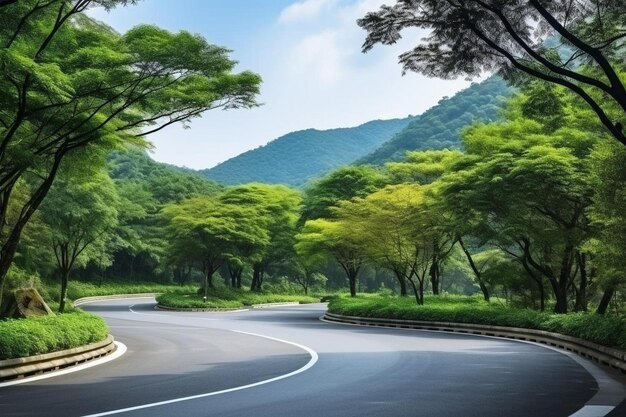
[{"left": 90, "top": 0, "right": 476, "bottom": 169}]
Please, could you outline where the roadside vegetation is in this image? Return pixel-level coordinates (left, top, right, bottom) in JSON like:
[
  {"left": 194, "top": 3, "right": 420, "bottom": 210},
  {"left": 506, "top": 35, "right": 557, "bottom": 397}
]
[
  {"left": 157, "top": 287, "right": 319, "bottom": 310},
  {"left": 328, "top": 295, "right": 626, "bottom": 350},
  {"left": 0, "top": 311, "right": 108, "bottom": 360}
]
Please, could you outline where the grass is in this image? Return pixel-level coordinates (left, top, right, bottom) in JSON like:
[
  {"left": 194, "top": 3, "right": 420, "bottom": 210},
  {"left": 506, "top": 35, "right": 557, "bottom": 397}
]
[
  {"left": 157, "top": 287, "right": 320, "bottom": 309},
  {"left": 42, "top": 280, "right": 198, "bottom": 304},
  {"left": 0, "top": 311, "right": 109, "bottom": 360},
  {"left": 328, "top": 295, "right": 626, "bottom": 350}
]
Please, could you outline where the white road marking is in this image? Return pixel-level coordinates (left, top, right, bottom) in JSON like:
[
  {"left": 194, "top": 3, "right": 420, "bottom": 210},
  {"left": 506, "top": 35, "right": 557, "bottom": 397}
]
[
  {"left": 0, "top": 342, "right": 127, "bottom": 388},
  {"left": 569, "top": 406, "right": 615, "bottom": 417},
  {"left": 83, "top": 331, "right": 319, "bottom": 416}
]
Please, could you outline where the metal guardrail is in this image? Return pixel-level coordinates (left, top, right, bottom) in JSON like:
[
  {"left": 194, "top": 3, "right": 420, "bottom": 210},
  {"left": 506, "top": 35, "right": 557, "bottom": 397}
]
[
  {"left": 72, "top": 293, "right": 160, "bottom": 306},
  {"left": 0, "top": 335, "right": 116, "bottom": 381},
  {"left": 324, "top": 312, "right": 626, "bottom": 374}
]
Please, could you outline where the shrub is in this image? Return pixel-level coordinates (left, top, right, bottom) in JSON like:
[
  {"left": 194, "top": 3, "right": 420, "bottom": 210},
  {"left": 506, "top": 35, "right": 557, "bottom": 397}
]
[
  {"left": 157, "top": 287, "right": 320, "bottom": 309},
  {"left": 0, "top": 311, "right": 109, "bottom": 360},
  {"left": 328, "top": 295, "right": 626, "bottom": 349}
]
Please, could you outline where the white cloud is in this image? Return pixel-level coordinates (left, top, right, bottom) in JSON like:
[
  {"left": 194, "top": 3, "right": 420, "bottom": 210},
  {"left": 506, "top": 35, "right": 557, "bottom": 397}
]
[{"left": 279, "top": 0, "right": 338, "bottom": 24}]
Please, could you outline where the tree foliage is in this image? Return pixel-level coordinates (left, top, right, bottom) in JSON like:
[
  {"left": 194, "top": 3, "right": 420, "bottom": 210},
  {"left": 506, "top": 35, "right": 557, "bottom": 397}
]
[{"left": 359, "top": 0, "right": 626, "bottom": 146}]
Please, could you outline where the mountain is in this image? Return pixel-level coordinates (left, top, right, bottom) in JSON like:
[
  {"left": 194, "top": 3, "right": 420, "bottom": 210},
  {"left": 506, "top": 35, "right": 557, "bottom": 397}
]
[
  {"left": 359, "top": 77, "right": 513, "bottom": 165},
  {"left": 198, "top": 117, "right": 414, "bottom": 187},
  {"left": 108, "top": 147, "right": 221, "bottom": 203}
]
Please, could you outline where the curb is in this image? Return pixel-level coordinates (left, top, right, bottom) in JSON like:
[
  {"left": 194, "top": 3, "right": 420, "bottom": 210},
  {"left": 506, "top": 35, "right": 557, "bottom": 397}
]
[
  {"left": 155, "top": 304, "right": 247, "bottom": 312},
  {"left": 324, "top": 312, "right": 626, "bottom": 374},
  {"left": 0, "top": 334, "right": 117, "bottom": 381},
  {"left": 155, "top": 301, "right": 301, "bottom": 312},
  {"left": 72, "top": 293, "right": 160, "bottom": 306},
  {"left": 251, "top": 302, "right": 300, "bottom": 308}
]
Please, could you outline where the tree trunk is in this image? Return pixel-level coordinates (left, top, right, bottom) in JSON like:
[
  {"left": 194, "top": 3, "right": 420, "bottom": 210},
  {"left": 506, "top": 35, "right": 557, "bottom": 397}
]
[
  {"left": 348, "top": 272, "right": 357, "bottom": 297},
  {"left": 251, "top": 263, "right": 263, "bottom": 292},
  {"left": 596, "top": 287, "right": 615, "bottom": 315},
  {"left": 458, "top": 237, "right": 489, "bottom": 301},
  {"left": 429, "top": 257, "right": 440, "bottom": 295},
  {"left": 574, "top": 252, "right": 588, "bottom": 312},
  {"left": 392, "top": 269, "right": 408, "bottom": 296},
  {"left": 58, "top": 269, "right": 69, "bottom": 313}
]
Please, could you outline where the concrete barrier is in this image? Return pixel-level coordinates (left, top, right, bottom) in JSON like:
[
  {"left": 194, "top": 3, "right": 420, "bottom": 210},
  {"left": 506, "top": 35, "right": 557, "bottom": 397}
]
[
  {"left": 251, "top": 302, "right": 300, "bottom": 308},
  {"left": 0, "top": 334, "right": 116, "bottom": 381},
  {"left": 324, "top": 312, "right": 626, "bottom": 374}
]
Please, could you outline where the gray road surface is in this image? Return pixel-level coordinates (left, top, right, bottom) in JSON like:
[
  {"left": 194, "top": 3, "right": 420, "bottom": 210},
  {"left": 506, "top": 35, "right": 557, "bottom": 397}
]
[{"left": 1, "top": 298, "right": 625, "bottom": 417}]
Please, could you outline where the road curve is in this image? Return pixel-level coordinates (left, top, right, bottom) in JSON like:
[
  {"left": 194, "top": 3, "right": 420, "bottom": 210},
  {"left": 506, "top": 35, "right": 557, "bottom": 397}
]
[{"left": 1, "top": 298, "right": 625, "bottom": 417}]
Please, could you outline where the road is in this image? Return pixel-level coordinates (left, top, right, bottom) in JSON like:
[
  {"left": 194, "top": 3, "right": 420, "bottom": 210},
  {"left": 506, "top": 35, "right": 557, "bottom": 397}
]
[{"left": 1, "top": 298, "right": 625, "bottom": 417}]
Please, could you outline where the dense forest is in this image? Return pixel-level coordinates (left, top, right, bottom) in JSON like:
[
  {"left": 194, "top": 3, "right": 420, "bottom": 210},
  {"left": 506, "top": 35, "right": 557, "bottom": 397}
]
[{"left": 199, "top": 118, "right": 413, "bottom": 187}]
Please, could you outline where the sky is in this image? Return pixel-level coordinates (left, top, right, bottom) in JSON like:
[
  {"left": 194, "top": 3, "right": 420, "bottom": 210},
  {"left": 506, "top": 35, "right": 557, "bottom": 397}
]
[{"left": 89, "top": 0, "right": 474, "bottom": 169}]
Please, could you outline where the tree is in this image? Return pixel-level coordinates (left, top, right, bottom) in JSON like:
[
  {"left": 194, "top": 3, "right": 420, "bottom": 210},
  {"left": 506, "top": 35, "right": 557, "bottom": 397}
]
[
  {"left": 337, "top": 184, "right": 438, "bottom": 304},
  {"left": 358, "top": 1, "right": 626, "bottom": 146},
  {"left": 40, "top": 169, "right": 118, "bottom": 312},
  {"left": 0, "top": 2, "right": 260, "bottom": 310},
  {"left": 587, "top": 140, "right": 626, "bottom": 314},
  {"left": 299, "top": 165, "right": 387, "bottom": 224},
  {"left": 218, "top": 184, "right": 302, "bottom": 292},
  {"left": 162, "top": 197, "right": 266, "bottom": 299},
  {"left": 296, "top": 218, "right": 366, "bottom": 297}
]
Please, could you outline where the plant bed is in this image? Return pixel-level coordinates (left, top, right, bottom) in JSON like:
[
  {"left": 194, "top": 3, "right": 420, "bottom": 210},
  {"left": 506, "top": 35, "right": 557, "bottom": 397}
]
[
  {"left": 0, "top": 311, "right": 109, "bottom": 360},
  {"left": 157, "top": 288, "right": 319, "bottom": 310},
  {"left": 328, "top": 295, "right": 626, "bottom": 350}
]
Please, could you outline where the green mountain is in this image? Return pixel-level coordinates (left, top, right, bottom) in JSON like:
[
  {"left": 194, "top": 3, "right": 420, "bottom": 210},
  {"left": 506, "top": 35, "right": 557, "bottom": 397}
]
[
  {"left": 108, "top": 147, "right": 220, "bottom": 203},
  {"left": 360, "top": 77, "right": 513, "bottom": 165},
  {"left": 198, "top": 118, "right": 415, "bottom": 187}
]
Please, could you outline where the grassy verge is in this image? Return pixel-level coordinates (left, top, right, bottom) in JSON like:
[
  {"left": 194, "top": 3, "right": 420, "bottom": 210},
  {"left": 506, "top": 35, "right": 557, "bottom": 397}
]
[
  {"left": 328, "top": 295, "right": 626, "bottom": 350},
  {"left": 0, "top": 311, "right": 109, "bottom": 360},
  {"left": 157, "top": 287, "right": 320, "bottom": 309},
  {"left": 42, "top": 280, "right": 198, "bottom": 303}
]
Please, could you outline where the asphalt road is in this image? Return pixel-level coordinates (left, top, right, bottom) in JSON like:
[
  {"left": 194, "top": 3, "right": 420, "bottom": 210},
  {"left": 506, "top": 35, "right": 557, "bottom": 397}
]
[{"left": 1, "top": 298, "right": 625, "bottom": 417}]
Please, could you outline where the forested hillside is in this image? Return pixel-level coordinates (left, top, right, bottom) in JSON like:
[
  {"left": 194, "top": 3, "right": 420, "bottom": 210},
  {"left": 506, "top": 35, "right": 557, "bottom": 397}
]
[
  {"left": 360, "top": 77, "right": 512, "bottom": 164},
  {"left": 199, "top": 118, "right": 413, "bottom": 187}
]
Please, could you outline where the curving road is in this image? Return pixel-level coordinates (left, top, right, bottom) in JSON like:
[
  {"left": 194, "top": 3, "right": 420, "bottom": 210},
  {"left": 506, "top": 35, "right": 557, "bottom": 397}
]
[{"left": 1, "top": 298, "right": 625, "bottom": 417}]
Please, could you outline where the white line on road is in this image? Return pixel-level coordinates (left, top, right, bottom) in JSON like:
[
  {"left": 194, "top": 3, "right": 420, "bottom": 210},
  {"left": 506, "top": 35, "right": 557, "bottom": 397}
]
[
  {"left": 0, "top": 342, "right": 127, "bottom": 388},
  {"left": 83, "top": 331, "right": 319, "bottom": 416}
]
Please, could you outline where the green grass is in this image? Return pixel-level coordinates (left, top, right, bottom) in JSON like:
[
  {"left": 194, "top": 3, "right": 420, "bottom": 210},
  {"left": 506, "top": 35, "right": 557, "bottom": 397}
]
[
  {"left": 157, "top": 287, "right": 320, "bottom": 309},
  {"left": 0, "top": 311, "right": 109, "bottom": 360},
  {"left": 328, "top": 295, "right": 626, "bottom": 350},
  {"left": 42, "top": 280, "right": 198, "bottom": 304}
]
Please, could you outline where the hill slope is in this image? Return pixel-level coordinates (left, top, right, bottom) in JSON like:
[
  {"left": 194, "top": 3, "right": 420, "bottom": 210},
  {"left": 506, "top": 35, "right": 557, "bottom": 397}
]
[
  {"left": 360, "top": 77, "right": 513, "bottom": 165},
  {"left": 198, "top": 117, "right": 414, "bottom": 187}
]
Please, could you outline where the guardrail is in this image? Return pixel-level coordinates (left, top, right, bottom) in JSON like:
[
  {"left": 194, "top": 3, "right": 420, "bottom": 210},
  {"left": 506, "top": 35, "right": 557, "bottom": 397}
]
[
  {"left": 72, "top": 293, "right": 160, "bottom": 306},
  {"left": 324, "top": 312, "right": 626, "bottom": 374},
  {"left": 0, "top": 335, "right": 117, "bottom": 381}
]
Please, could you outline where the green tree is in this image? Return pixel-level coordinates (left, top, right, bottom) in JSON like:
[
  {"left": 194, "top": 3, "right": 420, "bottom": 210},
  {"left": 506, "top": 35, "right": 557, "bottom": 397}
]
[
  {"left": 40, "top": 169, "right": 118, "bottom": 312},
  {"left": 218, "top": 184, "right": 302, "bottom": 291},
  {"left": 587, "top": 140, "right": 626, "bottom": 314},
  {"left": 358, "top": 1, "right": 626, "bottom": 146},
  {"left": 0, "top": 2, "right": 260, "bottom": 310},
  {"left": 162, "top": 197, "right": 266, "bottom": 299},
  {"left": 337, "top": 184, "right": 438, "bottom": 304},
  {"left": 296, "top": 218, "right": 366, "bottom": 297},
  {"left": 300, "top": 165, "right": 387, "bottom": 224}
]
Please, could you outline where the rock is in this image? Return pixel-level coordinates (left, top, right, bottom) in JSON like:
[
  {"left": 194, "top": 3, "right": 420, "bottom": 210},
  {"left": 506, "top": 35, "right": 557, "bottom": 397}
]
[{"left": 14, "top": 288, "right": 55, "bottom": 318}]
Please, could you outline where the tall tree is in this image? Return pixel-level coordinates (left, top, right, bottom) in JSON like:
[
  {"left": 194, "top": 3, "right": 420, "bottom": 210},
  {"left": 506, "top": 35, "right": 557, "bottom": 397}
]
[
  {"left": 0, "top": 2, "right": 260, "bottom": 310},
  {"left": 358, "top": 1, "right": 626, "bottom": 146},
  {"left": 296, "top": 218, "right": 366, "bottom": 297},
  {"left": 218, "top": 184, "right": 302, "bottom": 292},
  {"left": 40, "top": 168, "right": 118, "bottom": 312}
]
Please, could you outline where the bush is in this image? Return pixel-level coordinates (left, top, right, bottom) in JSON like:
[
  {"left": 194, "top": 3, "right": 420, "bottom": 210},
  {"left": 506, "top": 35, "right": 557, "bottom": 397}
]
[
  {"left": 157, "top": 287, "right": 320, "bottom": 309},
  {"left": 328, "top": 295, "right": 626, "bottom": 350},
  {"left": 0, "top": 311, "right": 109, "bottom": 360},
  {"left": 42, "top": 280, "right": 198, "bottom": 304}
]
